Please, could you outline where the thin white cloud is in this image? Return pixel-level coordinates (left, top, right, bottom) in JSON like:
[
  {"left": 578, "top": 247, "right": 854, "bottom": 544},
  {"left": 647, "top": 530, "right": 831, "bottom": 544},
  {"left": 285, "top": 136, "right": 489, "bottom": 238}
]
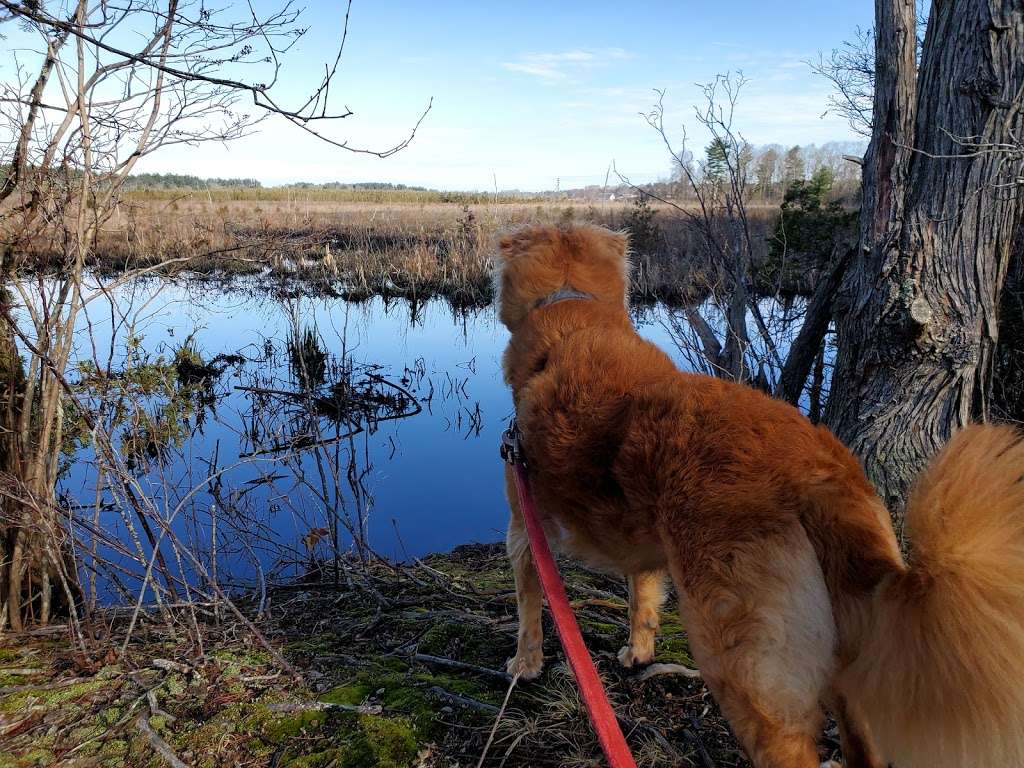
[{"left": 501, "top": 48, "right": 633, "bottom": 81}]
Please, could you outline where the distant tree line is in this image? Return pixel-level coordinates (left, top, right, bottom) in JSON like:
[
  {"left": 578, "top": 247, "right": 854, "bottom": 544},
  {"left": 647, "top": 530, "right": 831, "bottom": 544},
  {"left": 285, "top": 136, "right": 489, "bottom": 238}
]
[
  {"left": 123, "top": 173, "right": 263, "bottom": 190},
  {"left": 690, "top": 140, "right": 865, "bottom": 204},
  {"left": 584, "top": 141, "right": 865, "bottom": 205},
  {"left": 284, "top": 181, "right": 430, "bottom": 191},
  {"left": 121, "top": 174, "right": 438, "bottom": 193}
]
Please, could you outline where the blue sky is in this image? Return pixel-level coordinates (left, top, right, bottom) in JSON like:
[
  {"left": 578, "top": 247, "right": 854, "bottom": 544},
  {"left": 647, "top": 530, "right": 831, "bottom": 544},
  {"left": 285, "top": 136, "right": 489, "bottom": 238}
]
[{"left": 106, "top": 2, "right": 875, "bottom": 189}]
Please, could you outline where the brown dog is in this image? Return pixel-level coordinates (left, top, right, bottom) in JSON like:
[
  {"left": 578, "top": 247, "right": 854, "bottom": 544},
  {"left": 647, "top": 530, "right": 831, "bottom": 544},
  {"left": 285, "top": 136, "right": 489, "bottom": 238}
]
[{"left": 496, "top": 224, "right": 1024, "bottom": 768}]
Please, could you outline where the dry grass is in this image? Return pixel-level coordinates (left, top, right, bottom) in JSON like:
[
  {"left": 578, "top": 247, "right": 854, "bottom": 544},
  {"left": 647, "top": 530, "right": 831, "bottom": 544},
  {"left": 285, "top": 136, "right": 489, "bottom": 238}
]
[{"left": 9, "top": 192, "right": 781, "bottom": 306}]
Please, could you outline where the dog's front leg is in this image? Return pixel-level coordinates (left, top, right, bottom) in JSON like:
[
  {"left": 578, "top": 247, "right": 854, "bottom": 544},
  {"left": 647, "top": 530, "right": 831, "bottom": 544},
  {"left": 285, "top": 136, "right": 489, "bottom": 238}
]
[
  {"left": 618, "top": 570, "right": 666, "bottom": 668},
  {"left": 505, "top": 471, "right": 544, "bottom": 680}
]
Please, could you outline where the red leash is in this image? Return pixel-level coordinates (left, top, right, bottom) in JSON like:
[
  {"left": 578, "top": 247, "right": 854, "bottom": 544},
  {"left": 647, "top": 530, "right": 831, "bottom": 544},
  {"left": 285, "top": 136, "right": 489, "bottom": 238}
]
[{"left": 503, "top": 425, "right": 637, "bottom": 768}]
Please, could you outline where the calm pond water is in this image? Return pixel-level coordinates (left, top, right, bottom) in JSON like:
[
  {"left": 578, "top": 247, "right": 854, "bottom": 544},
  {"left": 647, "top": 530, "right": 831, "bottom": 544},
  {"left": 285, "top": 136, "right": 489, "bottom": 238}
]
[{"left": 59, "top": 277, "right": 685, "bottom": 593}]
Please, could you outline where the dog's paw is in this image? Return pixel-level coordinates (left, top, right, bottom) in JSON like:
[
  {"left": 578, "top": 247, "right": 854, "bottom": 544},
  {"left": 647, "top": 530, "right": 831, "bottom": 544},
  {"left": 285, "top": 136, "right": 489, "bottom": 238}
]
[
  {"left": 820, "top": 761, "right": 842, "bottom": 768},
  {"left": 617, "top": 642, "right": 654, "bottom": 669},
  {"left": 506, "top": 650, "right": 544, "bottom": 681}
]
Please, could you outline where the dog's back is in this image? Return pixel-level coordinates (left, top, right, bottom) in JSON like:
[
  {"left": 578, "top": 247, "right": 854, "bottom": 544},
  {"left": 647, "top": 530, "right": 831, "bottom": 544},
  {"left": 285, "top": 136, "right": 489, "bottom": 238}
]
[{"left": 497, "top": 225, "right": 1024, "bottom": 768}]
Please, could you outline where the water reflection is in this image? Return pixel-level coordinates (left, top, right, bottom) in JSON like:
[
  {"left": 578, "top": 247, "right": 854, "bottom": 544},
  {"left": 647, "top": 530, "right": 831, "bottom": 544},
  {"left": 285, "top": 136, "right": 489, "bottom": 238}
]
[{"left": 58, "top": 276, "right": 683, "bottom": 597}]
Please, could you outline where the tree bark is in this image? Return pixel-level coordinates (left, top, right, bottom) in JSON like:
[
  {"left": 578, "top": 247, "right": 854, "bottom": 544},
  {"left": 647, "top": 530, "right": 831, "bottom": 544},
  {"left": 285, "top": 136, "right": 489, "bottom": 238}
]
[
  {"left": 992, "top": 220, "right": 1024, "bottom": 421},
  {"left": 0, "top": 291, "right": 26, "bottom": 631},
  {"left": 826, "top": 0, "right": 1024, "bottom": 526}
]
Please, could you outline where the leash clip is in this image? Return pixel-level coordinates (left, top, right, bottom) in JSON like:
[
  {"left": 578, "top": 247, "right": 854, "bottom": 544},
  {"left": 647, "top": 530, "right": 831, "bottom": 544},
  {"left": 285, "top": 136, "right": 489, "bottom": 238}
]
[{"left": 500, "top": 418, "right": 526, "bottom": 467}]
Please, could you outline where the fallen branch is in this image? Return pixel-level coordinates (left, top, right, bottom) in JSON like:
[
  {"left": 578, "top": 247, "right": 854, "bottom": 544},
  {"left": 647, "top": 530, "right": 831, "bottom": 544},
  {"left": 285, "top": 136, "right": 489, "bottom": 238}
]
[
  {"left": 0, "top": 675, "right": 92, "bottom": 694},
  {"left": 685, "top": 716, "right": 718, "bottom": 768},
  {"left": 569, "top": 598, "right": 627, "bottom": 612},
  {"left": 0, "top": 711, "right": 43, "bottom": 739},
  {"left": 637, "top": 662, "right": 701, "bottom": 681},
  {"left": 413, "top": 653, "right": 511, "bottom": 683},
  {"left": 136, "top": 716, "right": 189, "bottom": 768},
  {"left": 267, "top": 701, "right": 383, "bottom": 715},
  {"left": 427, "top": 686, "right": 499, "bottom": 714}
]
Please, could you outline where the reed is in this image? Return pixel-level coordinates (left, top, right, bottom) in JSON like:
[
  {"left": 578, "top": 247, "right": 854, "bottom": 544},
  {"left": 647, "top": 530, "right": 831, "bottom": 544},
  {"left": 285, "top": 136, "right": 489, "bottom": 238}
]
[{"left": 7, "top": 194, "right": 781, "bottom": 306}]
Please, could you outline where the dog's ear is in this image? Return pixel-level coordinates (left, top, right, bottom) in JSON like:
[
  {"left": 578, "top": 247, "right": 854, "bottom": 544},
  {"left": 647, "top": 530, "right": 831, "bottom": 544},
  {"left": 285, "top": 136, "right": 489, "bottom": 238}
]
[
  {"left": 575, "top": 226, "right": 630, "bottom": 280},
  {"left": 497, "top": 233, "right": 522, "bottom": 262},
  {"left": 596, "top": 228, "right": 628, "bottom": 256},
  {"left": 604, "top": 230, "right": 629, "bottom": 267},
  {"left": 498, "top": 227, "right": 557, "bottom": 262}
]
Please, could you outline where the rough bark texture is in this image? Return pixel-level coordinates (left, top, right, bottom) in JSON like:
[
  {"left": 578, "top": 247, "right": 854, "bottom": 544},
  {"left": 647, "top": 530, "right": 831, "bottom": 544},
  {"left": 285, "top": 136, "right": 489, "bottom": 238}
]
[
  {"left": 992, "top": 220, "right": 1024, "bottom": 421},
  {"left": 0, "top": 290, "right": 26, "bottom": 630},
  {"left": 826, "top": 0, "right": 1024, "bottom": 525}
]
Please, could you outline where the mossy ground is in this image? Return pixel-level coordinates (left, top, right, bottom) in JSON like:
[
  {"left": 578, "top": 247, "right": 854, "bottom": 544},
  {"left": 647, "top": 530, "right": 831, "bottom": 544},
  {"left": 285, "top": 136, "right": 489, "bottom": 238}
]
[{"left": 0, "top": 544, "right": 841, "bottom": 767}]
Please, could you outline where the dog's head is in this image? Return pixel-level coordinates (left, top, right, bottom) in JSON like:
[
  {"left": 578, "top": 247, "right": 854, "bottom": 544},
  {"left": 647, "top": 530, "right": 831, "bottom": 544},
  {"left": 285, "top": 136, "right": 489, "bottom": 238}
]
[{"left": 493, "top": 225, "right": 630, "bottom": 330}]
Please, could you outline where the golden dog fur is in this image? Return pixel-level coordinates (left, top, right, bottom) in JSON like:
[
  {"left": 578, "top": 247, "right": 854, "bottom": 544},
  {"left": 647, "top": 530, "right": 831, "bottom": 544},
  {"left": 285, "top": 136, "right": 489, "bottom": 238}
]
[{"left": 496, "top": 224, "right": 1024, "bottom": 768}]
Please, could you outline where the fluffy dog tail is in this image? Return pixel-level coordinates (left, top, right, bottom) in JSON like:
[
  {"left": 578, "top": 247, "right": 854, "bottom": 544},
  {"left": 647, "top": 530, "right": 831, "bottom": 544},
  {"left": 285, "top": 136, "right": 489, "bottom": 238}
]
[{"left": 844, "top": 424, "right": 1024, "bottom": 768}]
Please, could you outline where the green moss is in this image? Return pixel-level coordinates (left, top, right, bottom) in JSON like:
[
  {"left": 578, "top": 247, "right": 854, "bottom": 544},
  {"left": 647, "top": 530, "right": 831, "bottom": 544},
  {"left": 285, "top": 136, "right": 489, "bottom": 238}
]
[
  {"left": 273, "top": 713, "right": 419, "bottom": 768},
  {"left": 9, "top": 748, "right": 54, "bottom": 767},
  {"left": 96, "top": 737, "right": 130, "bottom": 764},
  {"left": 210, "top": 647, "right": 271, "bottom": 677},
  {"left": 164, "top": 673, "right": 186, "bottom": 696},
  {"left": 100, "top": 706, "right": 123, "bottom": 726},
  {"left": 412, "top": 670, "right": 492, "bottom": 702},
  {"left": 421, "top": 560, "right": 514, "bottom": 593},
  {"left": 417, "top": 619, "right": 497, "bottom": 661},
  {"left": 96, "top": 664, "right": 123, "bottom": 679},
  {"left": 578, "top": 619, "right": 621, "bottom": 636},
  {"left": 656, "top": 615, "right": 695, "bottom": 666},
  {"left": 358, "top": 714, "right": 419, "bottom": 767},
  {"left": 320, "top": 682, "right": 373, "bottom": 707},
  {"left": 0, "top": 679, "right": 105, "bottom": 714},
  {"left": 282, "top": 749, "right": 343, "bottom": 768},
  {"left": 318, "top": 662, "right": 491, "bottom": 738},
  {"left": 264, "top": 709, "right": 329, "bottom": 742}
]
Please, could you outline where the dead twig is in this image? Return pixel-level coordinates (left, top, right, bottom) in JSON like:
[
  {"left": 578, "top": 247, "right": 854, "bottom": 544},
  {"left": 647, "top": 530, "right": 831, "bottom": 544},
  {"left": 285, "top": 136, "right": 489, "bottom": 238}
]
[
  {"left": 136, "top": 716, "right": 189, "bottom": 768},
  {"left": 636, "top": 662, "right": 701, "bottom": 681},
  {"left": 266, "top": 701, "right": 383, "bottom": 715},
  {"left": 475, "top": 672, "right": 520, "bottom": 768},
  {"left": 413, "top": 653, "right": 512, "bottom": 683},
  {"left": 427, "top": 686, "right": 499, "bottom": 714}
]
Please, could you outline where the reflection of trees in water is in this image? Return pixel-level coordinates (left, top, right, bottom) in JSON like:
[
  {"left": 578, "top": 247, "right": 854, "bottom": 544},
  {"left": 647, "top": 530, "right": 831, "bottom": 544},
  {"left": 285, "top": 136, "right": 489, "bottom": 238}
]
[
  {"left": 236, "top": 320, "right": 425, "bottom": 571},
  {"left": 60, "top": 296, "right": 488, "bottom": 620},
  {"left": 70, "top": 340, "right": 244, "bottom": 474}
]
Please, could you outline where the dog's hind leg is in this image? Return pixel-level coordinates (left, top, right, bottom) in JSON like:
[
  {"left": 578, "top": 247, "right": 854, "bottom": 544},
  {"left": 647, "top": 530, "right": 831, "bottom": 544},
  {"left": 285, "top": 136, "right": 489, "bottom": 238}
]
[
  {"left": 618, "top": 570, "right": 667, "bottom": 668},
  {"left": 666, "top": 523, "right": 835, "bottom": 768},
  {"left": 505, "top": 468, "right": 545, "bottom": 680},
  {"left": 829, "top": 694, "right": 883, "bottom": 768}
]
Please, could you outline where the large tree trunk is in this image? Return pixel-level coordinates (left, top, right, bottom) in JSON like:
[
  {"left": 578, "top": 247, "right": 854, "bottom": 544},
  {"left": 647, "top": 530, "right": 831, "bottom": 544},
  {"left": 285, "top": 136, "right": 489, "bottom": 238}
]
[
  {"left": 0, "top": 290, "right": 26, "bottom": 630},
  {"left": 825, "top": 0, "right": 1024, "bottom": 527},
  {"left": 992, "top": 220, "right": 1024, "bottom": 422}
]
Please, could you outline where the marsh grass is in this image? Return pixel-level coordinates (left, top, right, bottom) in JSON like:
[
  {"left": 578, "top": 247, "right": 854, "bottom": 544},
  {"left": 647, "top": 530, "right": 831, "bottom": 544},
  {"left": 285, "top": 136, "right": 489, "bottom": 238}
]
[{"left": 7, "top": 192, "right": 781, "bottom": 307}]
